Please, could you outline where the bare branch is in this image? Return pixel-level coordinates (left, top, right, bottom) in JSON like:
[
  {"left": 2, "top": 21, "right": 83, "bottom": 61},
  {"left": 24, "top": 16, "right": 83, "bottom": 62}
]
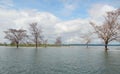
[
  {"left": 4, "top": 29, "right": 27, "bottom": 48},
  {"left": 29, "top": 22, "right": 43, "bottom": 48},
  {"left": 90, "top": 8, "right": 120, "bottom": 50}
]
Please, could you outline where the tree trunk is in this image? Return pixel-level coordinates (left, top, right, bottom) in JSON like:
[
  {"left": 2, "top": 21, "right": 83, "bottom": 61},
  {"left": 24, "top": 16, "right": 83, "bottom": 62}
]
[
  {"left": 105, "top": 44, "right": 108, "bottom": 51},
  {"left": 86, "top": 44, "right": 88, "bottom": 48},
  {"left": 105, "top": 41, "right": 108, "bottom": 51},
  {"left": 16, "top": 42, "right": 19, "bottom": 48},
  {"left": 86, "top": 42, "right": 88, "bottom": 48},
  {"left": 44, "top": 43, "right": 46, "bottom": 48},
  {"left": 86, "top": 43, "right": 88, "bottom": 48},
  {"left": 36, "top": 41, "right": 38, "bottom": 48}
]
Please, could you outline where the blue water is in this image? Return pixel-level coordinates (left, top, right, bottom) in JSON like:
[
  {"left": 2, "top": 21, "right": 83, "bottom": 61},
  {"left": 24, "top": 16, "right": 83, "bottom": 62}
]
[{"left": 0, "top": 46, "right": 120, "bottom": 74}]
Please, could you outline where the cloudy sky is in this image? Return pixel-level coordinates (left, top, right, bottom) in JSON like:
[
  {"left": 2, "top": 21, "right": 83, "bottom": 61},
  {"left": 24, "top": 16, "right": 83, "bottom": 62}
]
[{"left": 0, "top": 0, "right": 119, "bottom": 44}]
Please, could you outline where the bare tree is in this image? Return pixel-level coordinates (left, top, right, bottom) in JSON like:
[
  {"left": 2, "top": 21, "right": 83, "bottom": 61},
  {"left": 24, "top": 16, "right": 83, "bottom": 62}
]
[
  {"left": 55, "top": 36, "right": 62, "bottom": 46},
  {"left": 81, "top": 32, "right": 92, "bottom": 48},
  {"left": 43, "top": 39, "right": 48, "bottom": 47},
  {"left": 4, "top": 29, "right": 27, "bottom": 48},
  {"left": 90, "top": 9, "right": 120, "bottom": 50},
  {"left": 29, "top": 23, "right": 43, "bottom": 48}
]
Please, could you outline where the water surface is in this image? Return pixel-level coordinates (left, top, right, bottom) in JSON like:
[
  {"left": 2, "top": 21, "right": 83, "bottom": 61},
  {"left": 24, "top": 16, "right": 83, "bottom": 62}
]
[{"left": 0, "top": 46, "right": 120, "bottom": 74}]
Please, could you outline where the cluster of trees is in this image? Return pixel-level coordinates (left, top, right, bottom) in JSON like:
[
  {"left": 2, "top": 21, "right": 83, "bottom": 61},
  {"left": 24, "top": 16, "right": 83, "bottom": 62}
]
[
  {"left": 4, "top": 9, "right": 120, "bottom": 50},
  {"left": 4, "top": 23, "right": 62, "bottom": 48},
  {"left": 79, "top": 8, "right": 120, "bottom": 50}
]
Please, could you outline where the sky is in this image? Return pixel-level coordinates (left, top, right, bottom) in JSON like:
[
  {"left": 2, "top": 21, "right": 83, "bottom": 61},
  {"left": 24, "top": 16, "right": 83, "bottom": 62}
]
[{"left": 0, "top": 0, "right": 120, "bottom": 44}]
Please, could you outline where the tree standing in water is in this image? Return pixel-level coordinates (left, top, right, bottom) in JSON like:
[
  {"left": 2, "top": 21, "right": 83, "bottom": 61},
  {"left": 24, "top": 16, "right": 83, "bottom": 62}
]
[
  {"left": 90, "top": 9, "right": 120, "bottom": 50},
  {"left": 29, "top": 23, "right": 43, "bottom": 48},
  {"left": 81, "top": 32, "right": 92, "bottom": 48},
  {"left": 4, "top": 29, "right": 27, "bottom": 48},
  {"left": 55, "top": 36, "right": 62, "bottom": 46}
]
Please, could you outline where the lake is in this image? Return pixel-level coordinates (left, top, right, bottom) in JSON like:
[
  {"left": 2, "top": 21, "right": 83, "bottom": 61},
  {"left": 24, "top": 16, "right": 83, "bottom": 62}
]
[{"left": 0, "top": 46, "right": 120, "bottom": 74}]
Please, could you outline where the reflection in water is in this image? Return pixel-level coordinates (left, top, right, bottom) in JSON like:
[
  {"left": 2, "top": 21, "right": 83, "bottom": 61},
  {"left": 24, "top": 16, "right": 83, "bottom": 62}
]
[
  {"left": 0, "top": 46, "right": 120, "bottom": 74},
  {"left": 100, "top": 50, "right": 120, "bottom": 74}
]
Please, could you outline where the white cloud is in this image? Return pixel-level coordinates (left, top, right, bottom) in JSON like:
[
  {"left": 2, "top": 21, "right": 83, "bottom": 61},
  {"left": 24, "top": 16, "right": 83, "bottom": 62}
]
[
  {"left": 55, "top": 18, "right": 91, "bottom": 34},
  {"left": 89, "top": 4, "right": 115, "bottom": 18},
  {"left": 65, "top": 36, "right": 83, "bottom": 44},
  {"left": 54, "top": 18, "right": 94, "bottom": 44},
  {"left": 88, "top": 4, "right": 116, "bottom": 24},
  {"left": 54, "top": 4, "right": 117, "bottom": 44},
  {"left": 0, "top": 4, "right": 118, "bottom": 44},
  {"left": 60, "top": 0, "right": 80, "bottom": 16},
  {"left": 0, "top": 8, "right": 60, "bottom": 43}
]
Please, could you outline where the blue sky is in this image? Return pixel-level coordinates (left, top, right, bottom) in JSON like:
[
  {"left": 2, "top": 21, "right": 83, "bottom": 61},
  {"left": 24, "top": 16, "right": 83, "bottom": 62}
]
[
  {"left": 10, "top": 0, "right": 120, "bottom": 20},
  {"left": 0, "top": 0, "right": 120, "bottom": 43}
]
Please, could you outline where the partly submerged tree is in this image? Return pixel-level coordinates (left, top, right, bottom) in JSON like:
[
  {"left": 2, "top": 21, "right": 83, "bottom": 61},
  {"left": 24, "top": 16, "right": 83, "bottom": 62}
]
[
  {"left": 90, "top": 9, "right": 120, "bottom": 50},
  {"left": 4, "top": 29, "right": 27, "bottom": 48},
  {"left": 43, "top": 39, "right": 48, "bottom": 47},
  {"left": 81, "top": 32, "right": 93, "bottom": 48},
  {"left": 29, "top": 22, "right": 43, "bottom": 48},
  {"left": 55, "top": 36, "right": 62, "bottom": 46}
]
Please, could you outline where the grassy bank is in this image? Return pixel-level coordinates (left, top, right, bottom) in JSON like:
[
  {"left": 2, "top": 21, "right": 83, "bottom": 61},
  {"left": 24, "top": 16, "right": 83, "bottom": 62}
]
[{"left": 0, "top": 44, "right": 63, "bottom": 47}]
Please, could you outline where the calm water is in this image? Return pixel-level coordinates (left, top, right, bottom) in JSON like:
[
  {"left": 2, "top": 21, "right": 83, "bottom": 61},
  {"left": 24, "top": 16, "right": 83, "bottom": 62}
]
[{"left": 0, "top": 46, "right": 120, "bottom": 74}]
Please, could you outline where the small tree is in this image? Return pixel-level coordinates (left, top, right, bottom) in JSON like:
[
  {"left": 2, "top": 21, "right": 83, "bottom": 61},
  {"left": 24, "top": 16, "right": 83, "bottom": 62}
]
[
  {"left": 29, "top": 23, "right": 43, "bottom": 48},
  {"left": 55, "top": 36, "right": 62, "bottom": 46},
  {"left": 81, "top": 32, "right": 92, "bottom": 48},
  {"left": 90, "top": 9, "right": 120, "bottom": 50},
  {"left": 43, "top": 39, "right": 48, "bottom": 47},
  {"left": 4, "top": 29, "right": 27, "bottom": 48}
]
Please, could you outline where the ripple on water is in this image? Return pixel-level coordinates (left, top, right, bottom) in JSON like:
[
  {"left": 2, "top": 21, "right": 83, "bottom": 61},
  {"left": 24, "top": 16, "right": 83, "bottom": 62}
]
[{"left": 0, "top": 46, "right": 120, "bottom": 74}]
